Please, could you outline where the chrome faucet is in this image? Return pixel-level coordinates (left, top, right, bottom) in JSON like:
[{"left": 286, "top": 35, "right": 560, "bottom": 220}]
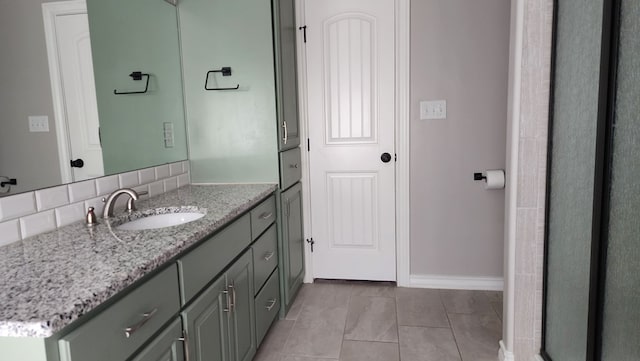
[{"left": 102, "top": 188, "right": 139, "bottom": 218}]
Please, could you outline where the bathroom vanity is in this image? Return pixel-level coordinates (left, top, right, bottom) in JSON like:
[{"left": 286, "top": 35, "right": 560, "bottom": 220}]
[{"left": 0, "top": 184, "right": 281, "bottom": 361}]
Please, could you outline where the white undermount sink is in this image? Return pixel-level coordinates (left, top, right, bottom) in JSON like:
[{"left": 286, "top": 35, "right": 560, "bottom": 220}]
[{"left": 116, "top": 212, "right": 205, "bottom": 231}]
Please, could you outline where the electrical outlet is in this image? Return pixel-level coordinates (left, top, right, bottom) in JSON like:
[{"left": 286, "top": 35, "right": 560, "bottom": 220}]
[
  {"left": 420, "top": 100, "right": 447, "bottom": 120},
  {"left": 28, "top": 116, "right": 50, "bottom": 132},
  {"left": 163, "top": 122, "right": 174, "bottom": 148}
]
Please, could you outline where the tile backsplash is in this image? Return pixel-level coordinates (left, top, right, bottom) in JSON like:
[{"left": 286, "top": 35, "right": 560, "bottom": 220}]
[{"left": 0, "top": 161, "right": 190, "bottom": 246}]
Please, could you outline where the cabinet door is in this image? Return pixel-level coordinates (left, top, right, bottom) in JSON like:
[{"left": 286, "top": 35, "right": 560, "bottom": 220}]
[
  {"left": 275, "top": 0, "right": 301, "bottom": 150},
  {"left": 226, "top": 251, "right": 256, "bottom": 361},
  {"left": 281, "top": 182, "right": 304, "bottom": 306},
  {"left": 130, "top": 318, "right": 185, "bottom": 361},
  {"left": 181, "top": 276, "right": 230, "bottom": 361}
]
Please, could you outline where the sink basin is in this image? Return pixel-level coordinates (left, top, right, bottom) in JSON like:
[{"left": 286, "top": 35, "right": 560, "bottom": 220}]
[{"left": 117, "top": 212, "right": 205, "bottom": 231}]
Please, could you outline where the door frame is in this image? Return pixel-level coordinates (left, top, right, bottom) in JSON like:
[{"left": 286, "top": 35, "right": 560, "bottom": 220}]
[
  {"left": 42, "top": 0, "right": 88, "bottom": 185},
  {"left": 296, "top": 0, "right": 411, "bottom": 285}
]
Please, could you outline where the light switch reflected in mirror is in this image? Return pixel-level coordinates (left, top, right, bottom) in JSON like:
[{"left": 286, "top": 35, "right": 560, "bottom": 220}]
[{"left": 0, "top": 0, "right": 187, "bottom": 197}]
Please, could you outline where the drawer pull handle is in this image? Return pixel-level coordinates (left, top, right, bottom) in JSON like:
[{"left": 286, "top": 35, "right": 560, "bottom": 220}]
[
  {"left": 259, "top": 212, "right": 273, "bottom": 220},
  {"left": 263, "top": 251, "right": 275, "bottom": 261},
  {"left": 228, "top": 283, "right": 236, "bottom": 312},
  {"left": 282, "top": 121, "right": 288, "bottom": 144},
  {"left": 124, "top": 308, "right": 158, "bottom": 338},
  {"left": 265, "top": 299, "right": 278, "bottom": 311},
  {"left": 289, "top": 164, "right": 299, "bottom": 169},
  {"left": 223, "top": 289, "right": 231, "bottom": 312},
  {"left": 178, "top": 329, "right": 191, "bottom": 361}
]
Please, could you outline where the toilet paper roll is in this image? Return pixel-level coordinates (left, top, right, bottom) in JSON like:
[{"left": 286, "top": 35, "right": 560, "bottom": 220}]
[{"left": 485, "top": 169, "right": 505, "bottom": 190}]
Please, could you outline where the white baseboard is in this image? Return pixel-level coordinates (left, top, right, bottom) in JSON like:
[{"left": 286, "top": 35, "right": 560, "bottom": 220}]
[
  {"left": 409, "top": 274, "right": 504, "bottom": 291},
  {"left": 499, "top": 340, "right": 514, "bottom": 361},
  {"left": 533, "top": 355, "right": 544, "bottom": 361}
]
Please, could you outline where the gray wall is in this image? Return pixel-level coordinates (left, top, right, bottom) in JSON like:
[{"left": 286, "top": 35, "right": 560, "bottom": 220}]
[
  {"left": 0, "top": 0, "right": 62, "bottom": 195},
  {"left": 410, "top": 0, "right": 510, "bottom": 277}
]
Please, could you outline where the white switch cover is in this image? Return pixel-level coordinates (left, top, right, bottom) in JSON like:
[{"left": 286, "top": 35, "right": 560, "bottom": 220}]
[
  {"left": 28, "top": 116, "right": 50, "bottom": 132},
  {"left": 420, "top": 100, "right": 447, "bottom": 120},
  {"left": 163, "top": 122, "right": 174, "bottom": 148}
]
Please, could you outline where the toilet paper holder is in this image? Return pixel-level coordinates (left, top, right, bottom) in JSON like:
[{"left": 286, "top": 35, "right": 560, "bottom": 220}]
[{"left": 473, "top": 172, "right": 486, "bottom": 181}]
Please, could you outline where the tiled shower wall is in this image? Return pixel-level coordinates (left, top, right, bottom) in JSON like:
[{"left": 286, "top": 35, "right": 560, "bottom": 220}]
[
  {"left": 513, "top": 0, "right": 553, "bottom": 359},
  {"left": 0, "top": 161, "right": 190, "bottom": 246}
]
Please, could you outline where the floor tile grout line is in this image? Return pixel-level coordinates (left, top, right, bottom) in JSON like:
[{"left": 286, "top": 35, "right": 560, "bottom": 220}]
[
  {"left": 280, "top": 285, "right": 305, "bottom": 360},
  {"left": 337, "top": 284, "right": 355, "bottom": 360},
  {"left": 439, "top": 289, "right": 465, "bottom": 361},
  {"left": 395, "top": 286, "right": 402, "bottom": 361}
]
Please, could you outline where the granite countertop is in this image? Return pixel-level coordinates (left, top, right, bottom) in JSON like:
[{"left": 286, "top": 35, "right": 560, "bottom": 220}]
[{"left": 0, "top": 184, "right": 277, "bottom": 338}]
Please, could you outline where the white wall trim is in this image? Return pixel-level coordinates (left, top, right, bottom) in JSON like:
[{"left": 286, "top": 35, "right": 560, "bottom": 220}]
[
  {"left": 533, "top": 355, "right": 545, "bottom": 361},
  {"left": 499, "top": 340, "right": 515, "bottom": 361},
  {"left": 503, "top": 0, "right": 525, "bottom": 354},
  {"left": 410, "top": 274, "right": 503, "bottom": 291},
  {"left": 42, "top": 0, "right": 88, "bottom": 185},
  {"left": 395, "top": 0, "right": 411, "bottom": 287}
]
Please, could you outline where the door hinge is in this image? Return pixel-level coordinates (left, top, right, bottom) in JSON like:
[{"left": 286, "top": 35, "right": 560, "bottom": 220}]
[
  {"left": 299, "top": 25, "right": 307, "bottom": 43},
  {"left": 395, "top": 153, "right": 397, "bottom": 162},
  {"left": 307, "top": 138, "right": 310, "bottom": 151},
  {"left": 306, "top": 238, "right": 315, "bottom": 252}
]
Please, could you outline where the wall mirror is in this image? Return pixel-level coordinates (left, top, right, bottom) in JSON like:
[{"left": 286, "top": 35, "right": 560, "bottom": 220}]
[{"left": 0, "top": 0, "right": 187, "bottom": 196}]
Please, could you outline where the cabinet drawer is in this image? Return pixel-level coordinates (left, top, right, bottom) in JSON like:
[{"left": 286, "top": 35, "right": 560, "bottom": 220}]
[
  {"left": 252, "top": 225, "right": 278, "bottom": 294},
  {"left": 254, "top": 269, "right": 280, "bottom": 346},
  {"left": 279, "top": 147, "right": 302, "bottom": 190},
  {"left": 250, "top": 196, "right": 276, "bottom": 240},
  {"left": 58, "top": 265, "right": 180, "bottom": 361},
  {"left": 178, "top": 214, "right": 251, "bottom": 304},
  {"left": 130, "top": 318, "right": 184, "bottom": 361}
]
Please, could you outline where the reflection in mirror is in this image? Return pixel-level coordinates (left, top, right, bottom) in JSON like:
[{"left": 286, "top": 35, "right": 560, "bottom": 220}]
[{"left": 0, "top": 0, "right": 187, "bottom": 197}]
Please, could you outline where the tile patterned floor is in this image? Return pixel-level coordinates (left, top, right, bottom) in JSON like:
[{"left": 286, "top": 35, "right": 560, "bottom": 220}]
[{"left": 254, "top": 281, "right": 503, "bottom": 361}]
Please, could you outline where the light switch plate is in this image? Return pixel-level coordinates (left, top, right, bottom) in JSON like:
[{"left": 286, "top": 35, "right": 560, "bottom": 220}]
[
  {"left": 29, "top": 116, "right": 50, "bottom": 132},
  {"left": 163, "top": 122, "right": 174, "bottom": 148},
  {"left": 420, "top": 100, "right": 447, "bottom": 120}
]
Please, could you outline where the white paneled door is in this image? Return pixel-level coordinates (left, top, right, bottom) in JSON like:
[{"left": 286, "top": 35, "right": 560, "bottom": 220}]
[
  {"left": 56, "top": 12, "right": 104, "bottom": 182},
  {"left": 44, "top": 3, "right": 104, "bottom": 183},
  {"left": 305, "top": 0, "right": 396, "bottom": 281}
]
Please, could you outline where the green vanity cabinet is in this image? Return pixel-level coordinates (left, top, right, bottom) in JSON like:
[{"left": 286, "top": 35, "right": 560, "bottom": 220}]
[
  {"left": 280, "top": 183, "right": 304, "bottom": 307},
  {"left": 274, "top": 0, "right": 301, "bottom": 151},
  {"left": 178, "top": 0, "right": 305, "bottom": 318},
  {"left": 254, "top": 269, "right": 281, "bottom": 346},
  {"left": 130, "top": 319, "right": 185, "bottom": 361},
  {"left": 178, "top": 215, "right": 252, "bottom": 305},
  {"left": 179, "top": 236, "right": 257, "bottom": 361},
  {"left": 226, "top": 251, "right": 257, "bottom": 361},
  {"left": 180, "top": 250, "right": 256, "bottom": 361},
  {"left": 58, "top": 265, "right": 181, "bottom": 361},
  {"left": 181, "top": 276, "right": 229, "bottom": 361},
  {"left": 273, "top": 0, "right": 305, "bottom": 315}
]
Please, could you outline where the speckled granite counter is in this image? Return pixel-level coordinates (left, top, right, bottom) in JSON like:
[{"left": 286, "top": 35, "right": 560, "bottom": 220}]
[{"left": 0, "top": 184, "right": 276, "bottom": 338}]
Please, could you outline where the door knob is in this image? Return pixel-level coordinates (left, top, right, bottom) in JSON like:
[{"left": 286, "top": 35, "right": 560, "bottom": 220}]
[
  {"left": 70, "top": 159, "right": 84, "bottom": 168},
  {"left": 380, "top": 153, "right": 392, "bottom": 163}
]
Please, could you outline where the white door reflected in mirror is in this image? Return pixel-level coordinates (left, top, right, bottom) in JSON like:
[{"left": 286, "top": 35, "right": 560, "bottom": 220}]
[{"left": 45, "top": 4, "right": 104, "bottom": 184}]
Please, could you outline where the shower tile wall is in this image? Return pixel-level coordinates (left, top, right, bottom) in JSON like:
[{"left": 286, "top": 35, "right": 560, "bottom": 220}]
[{"left": 509, "top": 0, "right": 553, "bottom": 359}]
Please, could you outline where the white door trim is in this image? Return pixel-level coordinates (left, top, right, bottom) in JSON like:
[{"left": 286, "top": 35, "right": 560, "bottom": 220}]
[
  {"left": 295, "top": 0, "right": 314, "bottom": 283},
  {"left": 394, "top": 0, "right": 411, "bottom": 287},
  {"left": 296, "top": 0, "right": 411, "bottom": 284},
  {"left": 42, "top": 0, "right": 88, "bottom": 185}
]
